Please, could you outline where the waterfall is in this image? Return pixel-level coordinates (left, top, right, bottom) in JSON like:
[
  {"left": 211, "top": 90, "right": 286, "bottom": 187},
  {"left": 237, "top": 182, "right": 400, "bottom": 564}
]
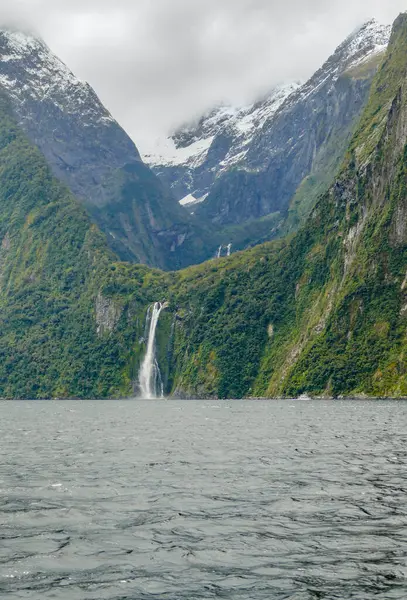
[
  {"left": 139, "top": 302, "right": 165, "bottom": 399},
  {"left": 216, "top": 244, "right": 232, "bottom": 258}
]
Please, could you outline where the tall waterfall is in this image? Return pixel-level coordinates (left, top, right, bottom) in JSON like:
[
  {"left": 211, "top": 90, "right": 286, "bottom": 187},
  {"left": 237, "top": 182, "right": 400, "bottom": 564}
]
[{"left": 139, "top": 302, "right": 164, "bottom": 399}]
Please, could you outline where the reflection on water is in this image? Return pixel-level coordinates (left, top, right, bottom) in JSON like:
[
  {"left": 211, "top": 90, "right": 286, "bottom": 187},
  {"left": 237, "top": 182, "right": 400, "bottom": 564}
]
[{"left": 1, "top": 399, "right": 407, "bottom": 599}]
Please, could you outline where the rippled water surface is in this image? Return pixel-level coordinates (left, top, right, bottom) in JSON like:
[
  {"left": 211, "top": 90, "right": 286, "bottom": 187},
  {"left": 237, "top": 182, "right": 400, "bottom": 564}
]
[{"left": 1, "top": 400, "right": 407, "bottom": 599}]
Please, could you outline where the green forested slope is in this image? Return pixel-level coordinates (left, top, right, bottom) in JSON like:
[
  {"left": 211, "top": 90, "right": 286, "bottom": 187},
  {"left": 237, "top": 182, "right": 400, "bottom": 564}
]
[
  {"left": 159, "top": 14, "right": 407, "bottom": 398},
  {"left": 0, "top": 94, "right": 170, "bottom": 398}
]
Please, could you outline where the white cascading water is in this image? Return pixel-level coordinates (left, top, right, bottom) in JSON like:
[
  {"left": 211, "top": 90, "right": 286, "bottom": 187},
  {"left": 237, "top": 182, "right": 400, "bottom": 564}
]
[
  {"left": 139, "top": 302, "right": 164, "bottom": 399},
  {"left": 216, "top": 244, "right": 232, "bottom": 258}
]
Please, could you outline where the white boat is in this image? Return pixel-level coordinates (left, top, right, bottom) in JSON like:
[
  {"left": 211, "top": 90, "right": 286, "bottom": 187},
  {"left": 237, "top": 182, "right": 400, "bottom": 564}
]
[{"left": 297, "top": 393, "right": 312, "bottom": 400}]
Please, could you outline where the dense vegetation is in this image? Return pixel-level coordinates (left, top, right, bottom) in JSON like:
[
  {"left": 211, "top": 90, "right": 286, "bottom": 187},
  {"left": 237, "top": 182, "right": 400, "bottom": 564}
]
[
  {"left": 156, "top": 14, "right": 407, "bottom": 399},
  {"left": 0, "top": 94, "right": 169, "bottom": 398}
]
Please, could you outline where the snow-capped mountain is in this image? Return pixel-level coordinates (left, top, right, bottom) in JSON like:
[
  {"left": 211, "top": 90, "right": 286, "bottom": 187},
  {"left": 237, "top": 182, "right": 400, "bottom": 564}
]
[
  {"left": 0, "top": 29, "right": 140, "bottom": 203},
  {"left": 0, "top": 31, "right": 115, "bottom": 125},
  {"left": 0, "top": 21, "right": 392, "bottom": 267},
  {"left": 286, "top": 18, "right": 390, "bottom": 109},
  {"left": 144, "top": 19, "right": 391, "bottom": 229},
  {"left": 0, "top": 29, "right": 205, "bottom": 269},
  {"left": 143, "top": 83, "right": 300, "bottom": 208},
  {"left": 142, "top": 83, "right": 299, "bottom": 205}
]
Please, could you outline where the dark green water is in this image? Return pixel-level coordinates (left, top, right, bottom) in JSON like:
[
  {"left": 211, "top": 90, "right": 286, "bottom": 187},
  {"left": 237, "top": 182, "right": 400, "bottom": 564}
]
[{"left": 1, "top": 399, "right": 407, "bottom": 599}]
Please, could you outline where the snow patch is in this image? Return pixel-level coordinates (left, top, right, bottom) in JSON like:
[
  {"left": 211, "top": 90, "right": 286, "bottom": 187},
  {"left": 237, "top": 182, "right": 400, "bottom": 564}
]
[
  {"left": 143, "top": 135, "right": 214, "bottom": 168},
  {"left": 179, "top": 193, "right": 206, "bottom": 207},
  {"left": 143, "top": 18, "right": 390, "bottom": 207}
]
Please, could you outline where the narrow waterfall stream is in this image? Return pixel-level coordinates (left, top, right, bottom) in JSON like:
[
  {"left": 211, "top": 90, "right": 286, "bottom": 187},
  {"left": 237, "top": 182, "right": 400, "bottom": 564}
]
[{"left": 139, "top": 302, "right": 165, "bottom": 399}]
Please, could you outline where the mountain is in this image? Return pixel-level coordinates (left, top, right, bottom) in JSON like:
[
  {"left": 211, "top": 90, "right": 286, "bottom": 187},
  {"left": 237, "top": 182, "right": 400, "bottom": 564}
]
[
  {"left": 0, "top": 29, "right": 207, "bottom": 270},
  {"left": 160, "top": 13, "right": 407, "bottom": 398},
  {"left": 0, "top": 13, "right": 406, "bottom": 399},
  {"left": 143, "top": 83, "right": 299, "bottom": 207},
  {"left": 145, "top": 19, "right": 391, "bottom": 247},
  {"left": 0, "top": 24, "right": 389, "bottom": 272}
]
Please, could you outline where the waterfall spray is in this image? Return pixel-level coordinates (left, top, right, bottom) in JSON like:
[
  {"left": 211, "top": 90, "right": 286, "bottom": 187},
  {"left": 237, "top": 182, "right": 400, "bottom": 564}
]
[
  {"left": 217, "top": 245, "right": 222, "bottom": 258},
  {"left": 139, "top": 302, "right": 165, "bottom": 399},
  {"left": 227, "top": 243, "right": 232, "bottom": 257}
]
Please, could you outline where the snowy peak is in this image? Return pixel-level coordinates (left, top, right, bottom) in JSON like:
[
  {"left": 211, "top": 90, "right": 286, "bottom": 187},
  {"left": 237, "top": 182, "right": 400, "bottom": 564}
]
[
  {"left": 173, "top": 83, "right": 300, "bottom": 150},
  {"left": 142, "top": 83, "right": 299, "bottom": 170},
  {"left": 333, "top": 18, "right": 391, "bottom": 75},
  {"left": 0, "top": 28, "right": 200, "bottom": 269},
  {"left": 145, "top": 18, "right": 392, "bottom": 224},
  {"left": 0, "top": 29, "right": 114, "bottom": 126},
  {"left": 293, "top": 19, "right": 391, "bottom": 104},
  {"left": 143, "top": 19, "right": 390, "bottom": 181},
  {"left": 0, "top": 27, "right": 148, "bottom": 211},
  {"left": 341, "top": 19, "right": 391, "bottom": 66},
  {"left": 288, "top": 24, "right": 386, "bottom": 110}
]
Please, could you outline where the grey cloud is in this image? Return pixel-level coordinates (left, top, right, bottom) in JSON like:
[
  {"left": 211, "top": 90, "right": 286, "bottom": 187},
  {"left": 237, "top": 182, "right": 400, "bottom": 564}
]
[{"left": 0, "top": 0, "right": 404, "bottom": 148}]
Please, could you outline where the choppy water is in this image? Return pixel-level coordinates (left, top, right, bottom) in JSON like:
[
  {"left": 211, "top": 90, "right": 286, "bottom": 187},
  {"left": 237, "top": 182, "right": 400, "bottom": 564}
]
[{"left": 1, "top": 400, "right": 407, "bottom": 599}]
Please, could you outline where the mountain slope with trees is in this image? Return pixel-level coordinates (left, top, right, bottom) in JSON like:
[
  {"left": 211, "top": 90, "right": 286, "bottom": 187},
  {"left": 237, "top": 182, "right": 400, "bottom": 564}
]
[{"left": 0, "top": 29, "right": 210, "bottom": 270}]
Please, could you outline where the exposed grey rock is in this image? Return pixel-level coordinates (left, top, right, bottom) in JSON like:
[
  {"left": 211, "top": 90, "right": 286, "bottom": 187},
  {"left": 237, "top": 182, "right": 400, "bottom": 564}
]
[
  {"left": 95, "top": 293, "right": 123, "bottom": 336},
  {"left": 144, "top": 84, "right": 298, "bottom": 207},
  {"left": 1, "top": 232, "right": 10, "bottom": 251}
]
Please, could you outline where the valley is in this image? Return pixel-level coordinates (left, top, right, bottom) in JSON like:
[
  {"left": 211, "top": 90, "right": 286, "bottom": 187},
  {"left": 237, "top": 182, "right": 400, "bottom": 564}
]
[{"left": 0, "top": 15, "right": 406, "bottom": 399}]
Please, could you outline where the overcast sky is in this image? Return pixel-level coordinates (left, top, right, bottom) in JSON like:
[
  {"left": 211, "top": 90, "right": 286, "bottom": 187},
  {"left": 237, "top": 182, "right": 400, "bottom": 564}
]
[{"left": 0, "top": 0, "right": 405, "bottom": 148}]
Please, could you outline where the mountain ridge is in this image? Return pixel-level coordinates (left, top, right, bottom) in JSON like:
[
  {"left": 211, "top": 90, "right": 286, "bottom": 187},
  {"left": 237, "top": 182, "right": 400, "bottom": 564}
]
[
  {"left": 142, "top": 82, "right": 300, "bottom": 205},
  {"left": 0, "top": 28, "right": 209, "bottom": 270},
  {"left": 159, "top": 13, "right": 407, "bottom": 399},
  {"left": 144, "top": 19, "right": 391, "bottom": 252}
]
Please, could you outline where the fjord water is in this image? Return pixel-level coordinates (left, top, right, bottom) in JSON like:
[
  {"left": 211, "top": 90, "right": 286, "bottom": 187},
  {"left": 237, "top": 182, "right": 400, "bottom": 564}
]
[{"left": 1, "top": 400, "right": 407, "bottom": 600}]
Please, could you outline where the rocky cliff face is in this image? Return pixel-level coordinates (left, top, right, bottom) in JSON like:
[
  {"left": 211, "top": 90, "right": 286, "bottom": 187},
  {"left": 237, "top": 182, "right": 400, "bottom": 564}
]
[
  {"left": 145, "top": 20, "right": 391, "bottom": 236},
  {"left": 0, "top": 29, "right": 203, "bottom": 270}
]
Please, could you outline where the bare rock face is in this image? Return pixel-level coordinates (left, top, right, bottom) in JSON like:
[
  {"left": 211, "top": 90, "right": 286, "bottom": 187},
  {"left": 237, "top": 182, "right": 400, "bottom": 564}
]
[
  {"left": 95, "top": 293, "right": 123, "bottom": 336},
  {"left": 1, "top": 232, "right": 10, "bottom": 251},
  {"left": 0, "top": 23, "right": 392, "bottom": 270},
  {"left": 0, "top": 31, "right": 140, "bottom": 206},
  {"left": 145, "top": 20, "right": 391, "bottom": 232}
]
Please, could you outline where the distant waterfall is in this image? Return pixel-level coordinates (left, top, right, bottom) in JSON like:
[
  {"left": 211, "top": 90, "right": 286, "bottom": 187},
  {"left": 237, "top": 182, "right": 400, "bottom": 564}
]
[
  {"left": 216, "top": 244, "right": 232, "bottom": 258},
  {"left": 139, "top": 302, "right": 164, "bottom": 399}
]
